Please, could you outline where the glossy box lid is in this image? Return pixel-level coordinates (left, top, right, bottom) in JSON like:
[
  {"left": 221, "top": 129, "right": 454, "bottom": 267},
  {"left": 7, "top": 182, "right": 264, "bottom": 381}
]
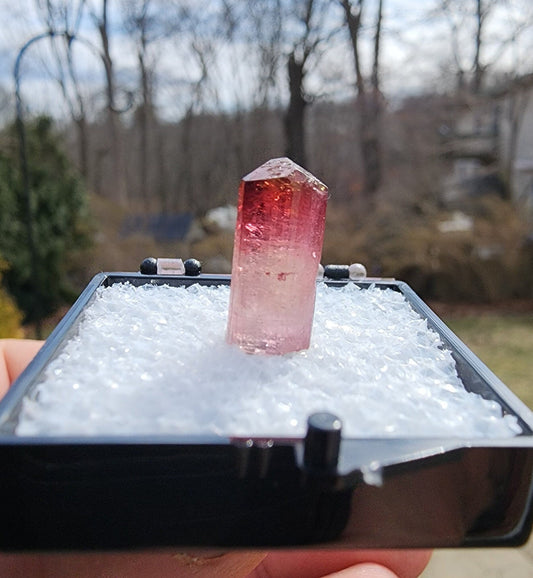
[{"left": 0, "top": 272, "right": 532, "bottom": 551}]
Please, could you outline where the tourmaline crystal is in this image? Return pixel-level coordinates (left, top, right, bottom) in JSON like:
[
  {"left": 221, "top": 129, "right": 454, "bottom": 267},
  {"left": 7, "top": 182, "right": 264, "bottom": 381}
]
[{"left": 226, "top": 157, "right": 329, "bottom": 354}]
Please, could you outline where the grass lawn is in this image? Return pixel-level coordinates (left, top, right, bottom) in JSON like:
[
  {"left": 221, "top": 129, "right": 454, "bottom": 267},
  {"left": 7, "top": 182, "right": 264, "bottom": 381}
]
[{"left": 444, "top": 314, "right": 533, "bottom": 409}]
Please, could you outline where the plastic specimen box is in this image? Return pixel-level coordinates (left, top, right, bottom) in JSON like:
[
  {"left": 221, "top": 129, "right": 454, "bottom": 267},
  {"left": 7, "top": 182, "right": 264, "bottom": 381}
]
[{"left": 0, "top": 272, "right": 532, "bottom": 551}]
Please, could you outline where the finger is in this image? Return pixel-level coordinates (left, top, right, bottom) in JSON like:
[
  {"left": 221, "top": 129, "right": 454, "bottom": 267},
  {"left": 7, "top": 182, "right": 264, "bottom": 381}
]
[
  {"left": 250, "top": 550, "right": 432, "bottom": 578},
  {"left": 0, "top": 339, "right": 44, "bottom": 398},
  {"left": 324, "top": 562, "right": 399, "bottom": 578},
  {"left": 0, "top": 550, "right": 267, "bottom": 578}
]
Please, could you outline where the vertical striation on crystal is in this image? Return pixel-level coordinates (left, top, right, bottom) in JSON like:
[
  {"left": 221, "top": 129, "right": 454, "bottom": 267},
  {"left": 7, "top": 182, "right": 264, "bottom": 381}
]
[{"left": 226, "top": 157, "right": 329, "bottom": 354}]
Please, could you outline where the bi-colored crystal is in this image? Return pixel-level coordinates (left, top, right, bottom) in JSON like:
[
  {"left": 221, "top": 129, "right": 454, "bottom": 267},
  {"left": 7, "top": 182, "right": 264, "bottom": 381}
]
[{"left": 226, "top": 157, "right": 329, "bottom": 354}]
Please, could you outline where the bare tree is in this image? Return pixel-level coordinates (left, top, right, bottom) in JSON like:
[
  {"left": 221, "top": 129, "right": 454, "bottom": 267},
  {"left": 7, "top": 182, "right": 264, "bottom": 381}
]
[
  {"left": 121, "top": 0, "right": 167, "bottom": 208},
  {"left": 473, "top": 0, "right": 486, "bottom": 94},
  {"left": 340, "top": 0, "right": 385, "bottom": 203},
  {"left": 246, "top": 0, "right": 283, "bottom": 109},
  {"left": 433, "top": 0, "right": 533, "bottom": 95},
  {"left": 165, "top": 0, "right": 221, "bottom": 213},
  {"left": 285, "top": 49, "right": 308, "bottom": 165},
  {"left": 87, "top": 0, "right": 128, "bottom": 201},
  {"left": 282, "top": 0, "right": 340, "bottom": 167},
  {"left": 32, "top": 0, "right": 94, "bottom": 180},
  {"left": 232, "top": 0, "right": 339, "bottom": 168},
  {"left": 435, "top": 0, "right": 488, "bottom": 94}
]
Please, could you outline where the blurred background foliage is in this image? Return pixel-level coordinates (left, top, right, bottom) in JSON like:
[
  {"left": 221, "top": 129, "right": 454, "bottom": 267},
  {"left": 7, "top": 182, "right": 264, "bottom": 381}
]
[
  {"left": 0, "top": 258, "right": 23, "bottom": 338},
  {"left": 0, "top": 117, "right": 90, "bottom": 329}
]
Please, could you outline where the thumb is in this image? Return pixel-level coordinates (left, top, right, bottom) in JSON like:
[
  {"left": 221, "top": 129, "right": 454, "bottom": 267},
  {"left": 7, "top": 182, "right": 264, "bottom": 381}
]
[{"left": 324, "top": 563, "right": 400, "bottom": 577}]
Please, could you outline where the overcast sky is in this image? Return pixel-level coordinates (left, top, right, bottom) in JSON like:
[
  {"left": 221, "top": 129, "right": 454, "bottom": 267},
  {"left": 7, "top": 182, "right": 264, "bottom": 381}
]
[{"left": 1, "top": 0, "right": 533, "bottom": 122}]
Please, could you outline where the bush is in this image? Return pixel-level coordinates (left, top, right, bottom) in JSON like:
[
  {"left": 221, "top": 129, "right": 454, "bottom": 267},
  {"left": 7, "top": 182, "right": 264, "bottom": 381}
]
[
  {"left": 323, "top": 197, "right": 530, "bottom": 303},
  {"left": 0, "top": 259, "right": 23, "bottom": 338},
  {"left": 0, "top": 116, "right": 91, "bottom": 323}
]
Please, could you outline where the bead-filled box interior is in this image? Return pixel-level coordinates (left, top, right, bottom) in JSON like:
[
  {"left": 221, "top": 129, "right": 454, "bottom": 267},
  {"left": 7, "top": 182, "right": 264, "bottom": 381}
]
[{"left": 0, "top": 272, "right": 532, "bottom": 551}]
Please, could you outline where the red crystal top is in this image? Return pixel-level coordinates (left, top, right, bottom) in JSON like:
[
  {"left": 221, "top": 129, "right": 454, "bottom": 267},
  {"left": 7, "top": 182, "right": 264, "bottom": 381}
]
[
  {"left": 242, "top": 157, "right": 328, "bottom": 193},
  {"left": 238, "top": 157, "right": 328, "bottom": 245}
]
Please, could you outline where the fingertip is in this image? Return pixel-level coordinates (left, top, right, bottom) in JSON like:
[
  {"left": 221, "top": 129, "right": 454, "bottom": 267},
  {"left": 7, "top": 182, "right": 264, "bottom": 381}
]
[
  {"left": 325, "top": 562, "right": 399, "bottom": 578},
  {"left": 1, "top": 339, "right": 44, "bottom": 386}
]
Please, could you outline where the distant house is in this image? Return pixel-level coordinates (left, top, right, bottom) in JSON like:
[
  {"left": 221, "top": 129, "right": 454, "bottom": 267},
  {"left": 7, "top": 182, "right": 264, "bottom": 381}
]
[
  {"left": 440, "top": 75, "right": 533, "bottom": 214},
  {"left": 440, "top": 96, "right": 502, "bottom": 207},
  {"left": 498, "top": 74, "right": 533, "bottom": 212}
]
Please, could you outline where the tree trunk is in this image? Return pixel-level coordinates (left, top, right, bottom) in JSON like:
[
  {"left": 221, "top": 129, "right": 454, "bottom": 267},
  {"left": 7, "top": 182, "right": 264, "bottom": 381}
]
[
  {"left": 284, "top": 51, "right": 307, "bottom": 167},
  {"left": 96, "top": 0, "right": 127, "bottom": 202},
  {"left": 341, "top": 0, "right": 383, "bottom": 204},
  {"left": 75, "top": 115, "right": 89, "bottom": 182},
  {"left": 472, "top": 0, "right": 485, "bottom": 94},
  {"left": 138, "top": 48, "right": 152, "bottom": 209},
  {"left": 358, "top": 103, "right": 381, "bottom": 196},
  {"left": 180, "top": 109, "right": 195, "bottom": 214}
]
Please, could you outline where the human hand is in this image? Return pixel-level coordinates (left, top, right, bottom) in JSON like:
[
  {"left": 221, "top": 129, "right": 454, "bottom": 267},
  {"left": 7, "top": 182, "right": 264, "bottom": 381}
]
[
  {"left": 0, "top": 549, "right": 432, "bottom": 578},
  {"left": 0, "top": 338, "right": 44, "bottom": 399},
  {"left": 0, "top": 339, "right": 431, "bottom": 577}
]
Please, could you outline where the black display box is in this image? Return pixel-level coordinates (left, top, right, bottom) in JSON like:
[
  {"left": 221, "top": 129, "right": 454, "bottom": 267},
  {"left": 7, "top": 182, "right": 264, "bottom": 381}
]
[{"left": 0, "top": 272, "right": 532, "bottom": 551}]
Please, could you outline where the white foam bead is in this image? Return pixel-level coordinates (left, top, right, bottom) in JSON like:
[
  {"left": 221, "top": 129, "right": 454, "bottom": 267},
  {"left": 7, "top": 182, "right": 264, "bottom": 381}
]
[{"left": 349, "top": 263, "right": 367, "bottom": 280}]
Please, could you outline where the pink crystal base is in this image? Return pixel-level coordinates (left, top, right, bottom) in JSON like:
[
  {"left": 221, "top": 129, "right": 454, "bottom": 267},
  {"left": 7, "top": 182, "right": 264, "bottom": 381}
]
[{"left": 226, "top": 158, "right": 328, "bottom": 355}]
